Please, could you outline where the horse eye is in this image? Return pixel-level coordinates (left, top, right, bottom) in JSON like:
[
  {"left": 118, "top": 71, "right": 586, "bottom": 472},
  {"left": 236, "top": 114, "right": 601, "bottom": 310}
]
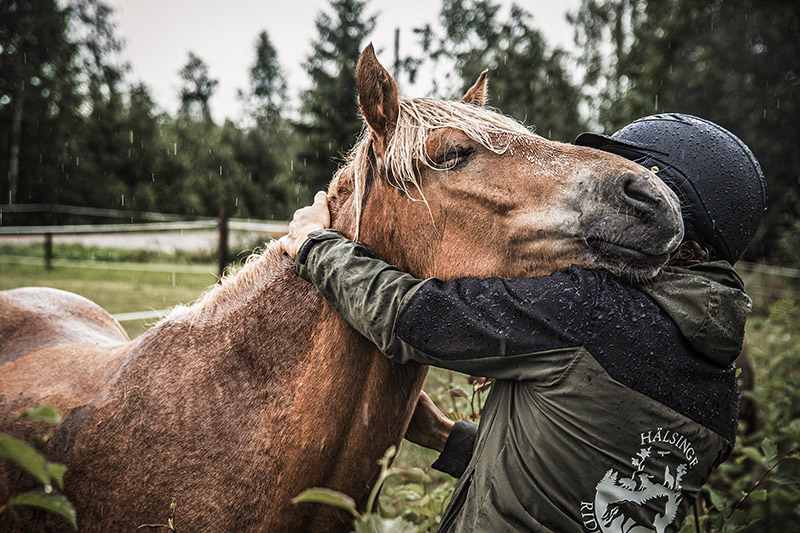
[{"left": 435, "top": 146, "right": 473, "bottom": 169}]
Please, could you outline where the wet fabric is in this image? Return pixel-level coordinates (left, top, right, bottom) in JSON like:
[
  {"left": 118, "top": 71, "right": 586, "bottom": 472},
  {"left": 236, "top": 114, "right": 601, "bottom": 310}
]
[{"left": 295, "top": 229, "right": 750, "bottom": 533}]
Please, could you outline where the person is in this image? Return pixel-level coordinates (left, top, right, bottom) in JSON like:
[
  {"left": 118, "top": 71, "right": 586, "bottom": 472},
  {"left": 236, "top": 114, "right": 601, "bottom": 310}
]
[{"left": 279, "top": 113, "right": 766, "bottom": 532}]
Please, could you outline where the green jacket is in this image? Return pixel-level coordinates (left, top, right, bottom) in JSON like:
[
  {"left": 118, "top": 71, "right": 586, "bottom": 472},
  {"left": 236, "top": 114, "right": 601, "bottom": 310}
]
[{"left": 295, "top": 230, "right": 752, "bottom": 533}]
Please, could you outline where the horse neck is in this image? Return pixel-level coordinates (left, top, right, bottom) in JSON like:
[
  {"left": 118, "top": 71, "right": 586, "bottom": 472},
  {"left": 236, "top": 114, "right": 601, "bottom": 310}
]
[{"left": 140, "top": 240, "right": 426, "bottom": 471}]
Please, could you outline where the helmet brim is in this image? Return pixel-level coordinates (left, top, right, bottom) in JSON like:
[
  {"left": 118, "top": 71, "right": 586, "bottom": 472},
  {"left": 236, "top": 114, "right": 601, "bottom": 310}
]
[
  {"left": 574, "top": 132, "right": 667, "bottom": 156},
  {"left": 574, "top": 132, "right": 617, "bottom": 148}
]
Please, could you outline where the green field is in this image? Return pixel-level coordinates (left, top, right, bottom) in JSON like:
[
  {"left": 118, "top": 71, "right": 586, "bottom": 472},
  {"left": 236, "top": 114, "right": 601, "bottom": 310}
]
[
  {"left": 1, "top": 242, "right": 798, "bottom": 531},
  {"left": 0, "top": 243, "right": 222, "bottom": 338}
]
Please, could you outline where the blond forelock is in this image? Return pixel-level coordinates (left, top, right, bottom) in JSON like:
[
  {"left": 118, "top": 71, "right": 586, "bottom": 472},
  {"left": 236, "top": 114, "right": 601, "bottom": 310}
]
[{"left": 332, "top": 97, "right": 536, "bottom": 239}]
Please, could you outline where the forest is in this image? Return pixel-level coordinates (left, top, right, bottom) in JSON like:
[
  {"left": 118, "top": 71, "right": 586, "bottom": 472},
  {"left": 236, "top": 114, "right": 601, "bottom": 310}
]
[{"left": 1, "top": 0, "right": 797, "bottom": 266}]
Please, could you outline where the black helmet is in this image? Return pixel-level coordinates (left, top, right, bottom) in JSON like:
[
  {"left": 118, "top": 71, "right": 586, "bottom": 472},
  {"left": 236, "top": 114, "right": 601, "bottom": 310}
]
[{"left": 575, "top": 113, "right": 767, "bottom": 264}]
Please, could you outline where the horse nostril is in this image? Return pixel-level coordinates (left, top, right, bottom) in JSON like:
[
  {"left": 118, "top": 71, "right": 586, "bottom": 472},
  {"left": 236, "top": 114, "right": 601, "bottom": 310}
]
[{"left": 619, "top": 172, "right": 661, "bottom": 218}]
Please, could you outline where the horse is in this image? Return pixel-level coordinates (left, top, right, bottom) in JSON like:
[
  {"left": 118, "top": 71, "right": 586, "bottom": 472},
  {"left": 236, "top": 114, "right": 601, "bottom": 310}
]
[{"left": 0, "top": 44, "right": 683, "bottom": 531}]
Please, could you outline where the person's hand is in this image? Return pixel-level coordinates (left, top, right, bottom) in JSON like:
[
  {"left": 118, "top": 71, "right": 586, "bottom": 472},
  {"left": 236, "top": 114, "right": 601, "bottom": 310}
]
[
  {"left": 279, "top": 191, "right": 331, "bottom": 258},
  {"left": 404, "top": 391, "right": 455, "bottom": 453}
]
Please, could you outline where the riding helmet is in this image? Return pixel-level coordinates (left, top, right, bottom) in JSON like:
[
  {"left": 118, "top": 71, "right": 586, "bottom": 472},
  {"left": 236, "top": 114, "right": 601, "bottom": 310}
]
[{"left": 575, "top": 113, "right": 767, "bottom": 264}]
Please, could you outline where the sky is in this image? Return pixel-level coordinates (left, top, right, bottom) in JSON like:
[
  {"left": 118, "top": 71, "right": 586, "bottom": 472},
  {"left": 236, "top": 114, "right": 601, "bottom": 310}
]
[{"left": 106, "top": 0, "right": 582, "bottom": 124}]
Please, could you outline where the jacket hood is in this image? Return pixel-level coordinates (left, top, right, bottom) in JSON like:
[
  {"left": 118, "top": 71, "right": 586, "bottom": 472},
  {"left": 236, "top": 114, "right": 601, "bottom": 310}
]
[{"left": 638, "top": 261, "right": 752, "bottom": 366}]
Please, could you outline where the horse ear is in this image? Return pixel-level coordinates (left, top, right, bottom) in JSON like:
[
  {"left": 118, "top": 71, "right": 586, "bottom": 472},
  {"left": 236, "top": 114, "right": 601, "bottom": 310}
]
[
  {"left": 356, "top": 43, "right": 399, "bottom": 158},
  {"left": 461, "top": 70, "right": 488, "bottom": 106}
]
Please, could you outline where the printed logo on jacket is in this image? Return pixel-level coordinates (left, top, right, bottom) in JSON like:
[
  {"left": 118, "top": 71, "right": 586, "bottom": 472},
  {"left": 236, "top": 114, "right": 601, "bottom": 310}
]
[{"left": 579, "top": 427, "right": 700, "bottom": 533}]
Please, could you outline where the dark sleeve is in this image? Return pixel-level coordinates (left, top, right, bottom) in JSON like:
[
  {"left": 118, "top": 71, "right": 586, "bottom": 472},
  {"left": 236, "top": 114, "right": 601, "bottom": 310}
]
[
  {"left": 295, "top": 230, "right": 598, "bottom": 380},
  {"left": 431, "top": 419, "right": 478, "bottom": 478}
]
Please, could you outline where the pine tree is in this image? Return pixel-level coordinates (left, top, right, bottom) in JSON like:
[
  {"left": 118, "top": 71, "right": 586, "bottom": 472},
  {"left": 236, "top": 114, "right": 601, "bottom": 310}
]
[
  {"left": 178, "top": 52, "right": 218, "bottom": 124},
  {"left": 0, "top": 0, "right": 82, "bottom": 209},
  {"left": 411, "top": 0, "right": 584, "bottom": 141},
  {"left": 123, "top": 83, "right": 162, "bottom": 212},
  {"left": 249, "top": 31, "right": 287, "bottom": 125},
  {"left": 70, "top": 0, "right": 131, "bottom": 209},
  {"left": 296, "top": 0, "right": 376, "bottom": 196},
  {"left": 234, "top": 30, "right": 295, "bottom": 219}
]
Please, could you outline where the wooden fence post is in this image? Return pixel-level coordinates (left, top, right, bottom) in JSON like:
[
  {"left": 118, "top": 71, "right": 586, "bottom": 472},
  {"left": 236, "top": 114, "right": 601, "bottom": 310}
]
[
  {"left": 218, "top": 201, "right": 229, "bottom": 279},
  {"left": 44, "top": 233, "right": 53, "bottom": 271}
]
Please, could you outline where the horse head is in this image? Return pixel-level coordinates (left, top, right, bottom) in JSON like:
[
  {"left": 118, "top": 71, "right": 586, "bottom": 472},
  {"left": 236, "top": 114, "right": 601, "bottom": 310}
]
[{"left": 328, "top": 45, "right": 682, "bottom": 281}]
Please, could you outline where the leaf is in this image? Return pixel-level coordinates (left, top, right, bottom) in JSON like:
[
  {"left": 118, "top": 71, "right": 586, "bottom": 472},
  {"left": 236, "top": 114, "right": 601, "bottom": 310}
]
[
  {"left": 47, "top": 462, "right": 68, "bottom": 490},
  {"left": 24, "top": 405, "right": 62, "bottom": 425},
  {"left": 769, "top": 472, "right": 800, "bottom": 489},
  {"left": 404, "top": 504, "right": 435, "bottom": 518},
  {"left": 393, "top": 488, "right": 423, "bottom": 502},
  {"left": 780, "top": 419, "right": 800, "bottom": 442},
  {"left": 761, "top": 438, "right": 778, "bottom": 464},
  {"left": 9, "top": 490, "right": 77, "bottom": 529},
  {"left": 0, "top": 434, "right": 51, "bottom": 486},
  {"left": 722, "top": 508, "right": 761, "bottom": 532},
  {"left": 363, "top": 514, "right": 418, "bottom": 533},
  {"left": 707, "top": 487, "right": 729, "bottom": 511},
  {"left": 384, "top": 466, "right": 429, "bottom": 485},
  {"left": 398, "top": 467, "right": 429, "bottom": 484},
  {"left": 448, "top": 387, "right": 469, "bottom": 399},
  {"left": 749, "top": 489, "right": 768, "bottom": 501},
  {"left": 444, "top": 412, "right": 469, "bottom": 422},
  {"left": 736, "top": 446, "right": 765, "bottom": 466},
  {"left": 292, "top": 488, "right": 359, "bottom": 518},
  {"left": 392, "top": 481, "right": 426, "bottom": 502}
]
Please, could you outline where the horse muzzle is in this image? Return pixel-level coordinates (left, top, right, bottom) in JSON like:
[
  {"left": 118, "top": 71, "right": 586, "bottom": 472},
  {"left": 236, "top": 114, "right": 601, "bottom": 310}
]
[{"left": 582, "top": 171, "right": 684, "bottom": 277}]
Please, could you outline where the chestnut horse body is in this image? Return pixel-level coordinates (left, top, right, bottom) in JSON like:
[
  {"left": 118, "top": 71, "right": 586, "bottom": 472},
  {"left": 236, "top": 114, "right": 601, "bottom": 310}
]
[{"left": 0, "top": 47, "right": 683, "bottom": 531}]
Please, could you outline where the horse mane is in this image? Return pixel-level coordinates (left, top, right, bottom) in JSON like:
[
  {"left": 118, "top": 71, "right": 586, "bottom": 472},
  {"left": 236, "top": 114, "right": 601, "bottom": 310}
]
[
  {"left": 333, "top": 97, "right": 535, "bottom": 239},
  {"left": 169, "top": 98, "right": 534, "bottom": 319},
  {"left": 167, "top": 240, "right": 286, "bottom": 321}
]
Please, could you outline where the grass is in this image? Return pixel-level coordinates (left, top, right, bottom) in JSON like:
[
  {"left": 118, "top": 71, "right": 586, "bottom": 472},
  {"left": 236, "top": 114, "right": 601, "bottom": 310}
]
[
  {"left": 0, "top": 242, "right": 220, "bottom": 265},
  {"left": 0, "top": 249, "right": 219, "bottom": 339}
]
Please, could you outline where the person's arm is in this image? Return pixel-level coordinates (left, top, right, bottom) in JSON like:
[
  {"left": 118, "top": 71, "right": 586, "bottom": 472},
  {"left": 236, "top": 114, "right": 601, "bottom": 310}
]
[
  {"left": 404, "top": 391, "right": 454, "bottom": 452},
  {"left": 281, "top": 193, "right": 597, "bottom": 381},
  {"left": 294, "top": 230, "right": 595, "bottom": 379},
  {"left": 406, "top": 391, "right": 477, "bottom": 479}
]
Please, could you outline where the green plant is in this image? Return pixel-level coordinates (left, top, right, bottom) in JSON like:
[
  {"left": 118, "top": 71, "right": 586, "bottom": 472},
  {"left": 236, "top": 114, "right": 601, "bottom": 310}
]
[
  {"left": 292, "top": 370, "right": 490, "bottom": 532},
  {"left": 293, "top": 445, "right": 431, "bottom": 532},
  {"left": 680, "top": 296, "right": 800, "bottom": 532},
  {"left": 0, "top": 405, "right": 76, "bottom": 529}
]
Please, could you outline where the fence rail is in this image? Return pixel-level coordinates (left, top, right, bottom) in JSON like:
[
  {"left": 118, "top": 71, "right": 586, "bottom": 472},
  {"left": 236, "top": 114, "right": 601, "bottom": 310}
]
[
  {"left": 738, "top": 261, "right": 800, "bottom": 280},
  {"left": 0, "top": 203, "right": 289, "bottom": 275},
  {"left": 0, "top": 203, "right": 209, "bottom": 222},
  {"left": 0, "top": 219, "right": 289, "bottom": 236},
  {"left": 0, "top": 255, "right": 216, "bottom": 274},
  {"left": 0, "top": 220, "right": 218, "bottom": 235}
]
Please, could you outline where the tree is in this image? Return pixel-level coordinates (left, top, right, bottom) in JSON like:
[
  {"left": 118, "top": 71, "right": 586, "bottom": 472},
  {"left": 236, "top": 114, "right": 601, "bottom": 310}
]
[
  {"left": 0, "top": 0, "right": 82, "bottom": 208},
  {"left": 70, "top": 0, "right": 127, "bottom": 110},
  {"left": 410, "top": 0, "right": 585, "bottom": 141},
  {"left": 296, "top": 0, "right": 376, "bottom": 195},
  {"left": 247, "top": 31, "right": 287, "bottom": 125},
  {"left": 178, "top": 52, "right": 218, "bottom": 124},
  {"left": 570, "top": 0, "right": 800, "bottom": 265},
  {"left": 68, "top": 0, "right": 133, "bottom": 210},
  {"left": 122, "top": 83, "right": 163, "bottom": 212},
  {"left": 230, "top": 30, "right": 296, "bottom": 219}
]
